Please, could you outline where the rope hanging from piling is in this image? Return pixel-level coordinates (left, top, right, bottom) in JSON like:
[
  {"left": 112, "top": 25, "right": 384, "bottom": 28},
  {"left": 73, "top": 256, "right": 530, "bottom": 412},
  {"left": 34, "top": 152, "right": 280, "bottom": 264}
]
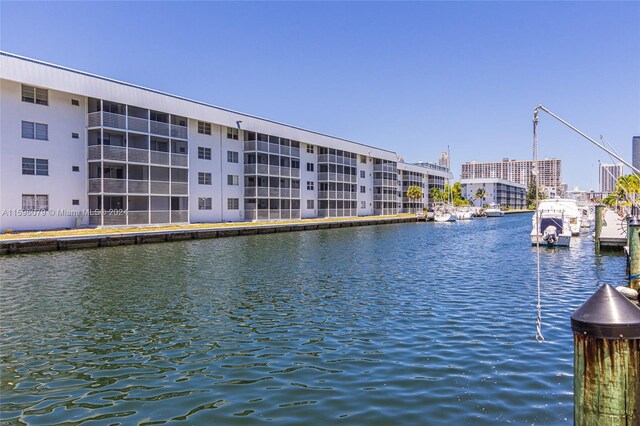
[{"left": 533, "top": 108, "right": 544, "bottom": 343}]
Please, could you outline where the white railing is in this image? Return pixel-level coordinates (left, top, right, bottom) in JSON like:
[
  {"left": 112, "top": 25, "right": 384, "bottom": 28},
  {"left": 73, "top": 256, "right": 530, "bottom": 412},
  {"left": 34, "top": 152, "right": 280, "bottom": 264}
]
[
  {"left": 150, "top": 121, "right": 170, "bottom": 136},
  {"left": 128, "top": 116, "right": 148, "bottom": 133}
]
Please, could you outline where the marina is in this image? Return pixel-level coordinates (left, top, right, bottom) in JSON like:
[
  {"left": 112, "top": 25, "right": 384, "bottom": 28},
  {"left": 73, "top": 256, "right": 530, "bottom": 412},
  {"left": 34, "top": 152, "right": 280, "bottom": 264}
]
[{"left": 0, "top": 213, "right": 629, "bottom": 424}]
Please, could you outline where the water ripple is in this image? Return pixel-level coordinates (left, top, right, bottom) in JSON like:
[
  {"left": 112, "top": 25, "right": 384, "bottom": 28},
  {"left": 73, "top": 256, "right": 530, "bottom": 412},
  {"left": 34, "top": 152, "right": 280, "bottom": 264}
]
[{"left": 0, "top": 214, "right": 626, "bottom": 424}]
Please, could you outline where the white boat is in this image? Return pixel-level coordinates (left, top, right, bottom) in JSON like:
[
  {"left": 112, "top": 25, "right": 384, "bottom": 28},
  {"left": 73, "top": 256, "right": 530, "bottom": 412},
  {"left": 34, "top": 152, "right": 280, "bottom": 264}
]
[
  {"left": 578, "top": 205, "right": 593, "bottom": 229},
  {"left": 433, "top": 203, "right": 457, "bottom": 222},
  {"left": 456, "top": 206, "right": 473, "bottom": 220},
  {"left": 536, "top": 199, "right": 580, "bottom": 235},
  {"left": 530, "top": 210, "right": 572, "bottom": 246},
  {"left": 485, "top": 203, "right": 504, "bottom": 217}
]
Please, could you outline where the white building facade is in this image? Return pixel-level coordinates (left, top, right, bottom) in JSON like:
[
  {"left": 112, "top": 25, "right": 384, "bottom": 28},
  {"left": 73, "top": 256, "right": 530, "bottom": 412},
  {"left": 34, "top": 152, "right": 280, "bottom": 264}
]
[
  {"left": 599, "top": 162, "right": 623, "bottom": 194},
  {"left": 461, "top": 158, "right": 562, "bottom": 194},
  {"left": 460, "top": 178, "right": 527, "bottom": 209},
  {"left": 0, "top": 52, "right": 452, "bottom": 231}
]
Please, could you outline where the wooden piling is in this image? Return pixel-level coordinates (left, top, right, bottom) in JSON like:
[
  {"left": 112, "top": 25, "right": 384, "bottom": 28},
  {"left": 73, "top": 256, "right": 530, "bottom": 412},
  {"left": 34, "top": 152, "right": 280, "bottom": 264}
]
[
  {"left": 595, "top": 204, "right": 604, "bottom": 253},
  {"left": 629, "top": 217, "right": 640, "bottom": 290},
  {"left": 571, "top": 284, "right": 640, "bottom": 425}
]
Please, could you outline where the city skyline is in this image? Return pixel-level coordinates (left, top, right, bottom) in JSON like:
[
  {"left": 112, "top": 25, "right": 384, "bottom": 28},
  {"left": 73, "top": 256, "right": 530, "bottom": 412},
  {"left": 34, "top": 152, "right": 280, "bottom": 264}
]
[{"left": 1, "top": 1, "right": 638, "bottom": 190}]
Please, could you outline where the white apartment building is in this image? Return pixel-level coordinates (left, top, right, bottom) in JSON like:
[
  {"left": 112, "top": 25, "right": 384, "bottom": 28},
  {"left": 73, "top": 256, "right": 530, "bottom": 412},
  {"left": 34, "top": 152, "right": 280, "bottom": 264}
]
[
  {"left": 461, "top": 158, "right": 562, "bottom": 193},
  {"left": 599, "top": 162, "right": 623, "bottom": 194},
  {"left": 460, "top": 178, "right": 527, "bottom": 209},
  {"left": 0, "top": 52, "right": 452, "bottom": 232}
]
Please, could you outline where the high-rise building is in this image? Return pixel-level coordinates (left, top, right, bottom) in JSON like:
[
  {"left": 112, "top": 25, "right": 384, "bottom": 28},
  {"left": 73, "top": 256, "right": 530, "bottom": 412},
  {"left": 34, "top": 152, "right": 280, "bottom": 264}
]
[
  {"left": 599, "top": 162, "right": 624, "bottom": 193},
  {"left": 460, "top": 158, "right": 562, "bottom": 191},
  {"left": 633, "top": 136, "right": 640, "bottom": 171},
  {"left": 0, "top": 52, "right": 453, "bottom": 232},
  {"left": 438, "top": 152, "right": 449, "bottom": 169}
]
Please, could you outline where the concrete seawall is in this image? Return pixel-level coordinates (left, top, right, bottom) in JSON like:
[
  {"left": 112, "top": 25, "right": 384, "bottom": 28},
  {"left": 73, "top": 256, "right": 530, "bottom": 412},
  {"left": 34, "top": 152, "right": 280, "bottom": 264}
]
[{"left": 0, "top": 217, "right": 417, "bottom": 255}]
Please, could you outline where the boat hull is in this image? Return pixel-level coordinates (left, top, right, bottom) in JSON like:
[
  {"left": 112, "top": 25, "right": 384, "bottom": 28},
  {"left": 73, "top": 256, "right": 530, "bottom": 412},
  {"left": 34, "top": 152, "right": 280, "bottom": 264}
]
[
  {"left": 485, "top": 211, "right": 504, "bottom": 217},
  {"left": 530, "top": 234, "right": 571, "bottom": 247}
]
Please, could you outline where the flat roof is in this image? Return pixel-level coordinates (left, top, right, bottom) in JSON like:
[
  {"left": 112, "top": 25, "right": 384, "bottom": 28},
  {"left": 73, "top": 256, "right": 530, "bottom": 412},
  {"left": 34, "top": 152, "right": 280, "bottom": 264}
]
[{"left": 1, "top": 51, "right": 397, "bottom": 156}]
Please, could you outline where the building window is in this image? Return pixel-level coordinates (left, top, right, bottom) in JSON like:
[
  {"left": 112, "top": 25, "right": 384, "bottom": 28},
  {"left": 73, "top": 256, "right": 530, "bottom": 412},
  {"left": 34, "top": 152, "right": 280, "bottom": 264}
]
[
  {"left": 227, "top": 175, "right": 239, "bottom": 185},
  {"left": 72, "top": 166, "right": 80, "bottom": 172},
  {"left": 72, "top": 199, "right": 80, "bottom": 205},
  {"left": 72, "top": 133, "right": 79, "bottom": 139},
  {"left": 307, "top": 181, "right": 314, "bottom": 190},
  {"left": 198, "top": 146, "right": 211, "bottom": 160},
  {"left": 360, "top": 170, "right": 365, "bottom": 178},
  {"left": 307, "top": 145, "right": 314, "bottom": 154},
  {"left": 360, "top": 155, "right": 367, "bottom": 164},
  {"left": 22, "top": 85, "right": 48, "bottom": 105},
  {"left": 22, "top": 194, "right": 49, "bottom": 211},
  {"left": 22, "top": 158, "right": 48, "bottom": 176},
  {"left": 361, "top": 201, "right": 366, "bottom": 209},
  {"left": 198, "top": 121, "right": 211, "bottom": 135},
  {"left": 198, "top": 172, "right": 212, "bottom": 185},
  {"left": 307, "top": 163, "right": 314, "bottom": 172},
  {"left": 227, "top": 127, "right": 239, "bottom": 140},
  {"left": 198, "top": 197, "right": 212, "bottom": 210},
  {"left": 307, "top": 200, "right": 314, "bottom": 209},
  {"left": 71, "top": 99, "right": 80, "bottom": 106},
  {"left": 22, "top": 121, "right": 48, "bottom": 140},
  {"left": 360, "top": 186, "right": 366, "bottom": 193},
  {"left": 227, "top": 151, "right": 239, "bottom": 163},
  {"left": 227, "top": 198, "right": 239, "bottom": 210}
]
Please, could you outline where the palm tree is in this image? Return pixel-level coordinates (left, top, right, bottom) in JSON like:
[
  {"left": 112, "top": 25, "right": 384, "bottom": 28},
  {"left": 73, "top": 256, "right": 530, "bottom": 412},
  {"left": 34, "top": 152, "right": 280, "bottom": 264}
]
[
  {"left": 430, "top": 187, "right": 445, "bottom": 203},
  {"left": 474, "top": 188, "right": 487, "bottom": 207},
  {"left": 406, "top": 185, "right": 423, "bottom": 213}
]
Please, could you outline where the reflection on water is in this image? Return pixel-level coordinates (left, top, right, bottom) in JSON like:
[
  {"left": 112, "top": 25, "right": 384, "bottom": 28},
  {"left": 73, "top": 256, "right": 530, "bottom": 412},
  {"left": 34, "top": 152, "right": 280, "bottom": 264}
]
[{"left": 0, "top": 214, "right": 626, "bottom": 424}]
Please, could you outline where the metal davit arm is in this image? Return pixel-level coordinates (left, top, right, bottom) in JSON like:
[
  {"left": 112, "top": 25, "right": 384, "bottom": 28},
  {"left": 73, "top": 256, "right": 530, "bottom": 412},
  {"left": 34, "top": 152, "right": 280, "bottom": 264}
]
[{"left": 533, "top": 105, "right": 640, "bottom": 176}]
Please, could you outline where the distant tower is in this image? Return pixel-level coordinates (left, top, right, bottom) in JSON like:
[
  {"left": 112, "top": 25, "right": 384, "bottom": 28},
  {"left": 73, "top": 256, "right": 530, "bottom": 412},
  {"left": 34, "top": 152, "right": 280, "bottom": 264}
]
[
  {"left": 633, "top": 136, "right": 640, "bottom": 171},
  {"left": 599, "top": 162, "right": 624, "bottom": 193},
  {"left": 438, "top": 152, "right": 449, "bottom": 169}
]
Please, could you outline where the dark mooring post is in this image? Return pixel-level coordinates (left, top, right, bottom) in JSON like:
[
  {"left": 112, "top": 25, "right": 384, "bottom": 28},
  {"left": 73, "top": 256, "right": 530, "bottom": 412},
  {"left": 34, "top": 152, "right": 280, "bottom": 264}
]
[
  {"left": 595, "top": 204, "right": 605, "bottom": 253},
  {"left": 571, "top": 284, "right": 640, "bottom": 425},
  {"left": 629, "top": 216, "right": 640, "bottom": 290}
]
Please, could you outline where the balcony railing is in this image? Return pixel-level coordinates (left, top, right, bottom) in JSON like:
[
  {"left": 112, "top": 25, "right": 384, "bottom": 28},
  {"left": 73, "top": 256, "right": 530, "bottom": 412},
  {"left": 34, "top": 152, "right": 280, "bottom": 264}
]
[
  {"left": 150, "top": 151, "right": 170, "bottom": 165},
  {"left": 171, "top": 125, "right": 188, "bottom": 140},
  {"left": 171, "top": 154, "right": 188, "bottom": 167},
  {"left": 171, "top": 210, "right": 188, "bottom": 223},
  {"left": 128, "top": 116, "right": 149, "bottom": 133},
  {"left": 128, "top": 211, "right": 149, "bottom": 225},
  {"left": 103, "top": 112, "right": 127, "bottom": 129},
  {"left": 103, "top": 178, "right": 127, "bottom": 193},
  {"left": 128, "top": 180, "right": 148, "bottom": 193},
  {"left": 128, "top": 148, "right": 149, "bottom": 163},
  {"left": 88, "top": 178, "right": 101, "bottom": 193},
  {"left": 103, "top": 145, "right": 127, "bottom": 161},
  {"left": 171, "top": 182, "right": 188, "bottom": 195},
  {"left": 88, "top": 145, "right": 101, "bottom": 160},
  {"left": 151, "top": 211, "right": 171, "bottom": 224},
  {"left": 88, "top": 112, "right": 101, "bottom": 127},
  {"left": 150, "top": 181, "right": 170, "bottom": 194},
  {"left": 150, "top": 121, "right": 170, "bottom": 136}
]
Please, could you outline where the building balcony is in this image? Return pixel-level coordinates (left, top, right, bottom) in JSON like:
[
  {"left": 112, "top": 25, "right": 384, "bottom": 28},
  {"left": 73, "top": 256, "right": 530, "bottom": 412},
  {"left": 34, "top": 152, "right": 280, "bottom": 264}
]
[
  {"left": 150, "top": 121, "right": 170, "bottom": 136},
  {"left": 171, "top": 182, "right": 188, "bottom": 195},
  {"left": 128, "top": 116, "right": 149, "bottom": 133},
  {"left": 171, "top": 153, "right": 188, "bottom": 167},
  {"left": 170, "top": 124, "right": 188, "bottom": 140}
]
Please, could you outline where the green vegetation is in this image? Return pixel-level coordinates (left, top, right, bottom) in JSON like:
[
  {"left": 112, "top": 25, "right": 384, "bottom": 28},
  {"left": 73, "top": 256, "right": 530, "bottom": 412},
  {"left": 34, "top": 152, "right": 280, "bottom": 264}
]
[
  {"left": 473, "top": 188, "right": 487, "bottom": 207},
  {"left": 603, "top": 174, "right": 640, "bottom": 207},
  {"left": 526, "top": 176, "right": 548, "bottom": 209},
  {"left": 406, "top": 185, "right": 423, "bottom": 212},
  {"left": 430, "top": 183, "right": 472, "bottom": 206}
]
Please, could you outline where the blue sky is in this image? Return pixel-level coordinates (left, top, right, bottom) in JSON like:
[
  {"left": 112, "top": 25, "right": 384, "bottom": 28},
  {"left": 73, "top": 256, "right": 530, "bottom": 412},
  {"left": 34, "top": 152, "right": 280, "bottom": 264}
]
[{"left": 2, "top": 1, "right": 638, "bottom": 190}]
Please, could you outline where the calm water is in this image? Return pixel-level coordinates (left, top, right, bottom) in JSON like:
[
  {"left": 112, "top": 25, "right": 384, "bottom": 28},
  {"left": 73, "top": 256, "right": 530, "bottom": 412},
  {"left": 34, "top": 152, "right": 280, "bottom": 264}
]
[{"left": 0, "top": 214, "right": 627, "bottom": 425}]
